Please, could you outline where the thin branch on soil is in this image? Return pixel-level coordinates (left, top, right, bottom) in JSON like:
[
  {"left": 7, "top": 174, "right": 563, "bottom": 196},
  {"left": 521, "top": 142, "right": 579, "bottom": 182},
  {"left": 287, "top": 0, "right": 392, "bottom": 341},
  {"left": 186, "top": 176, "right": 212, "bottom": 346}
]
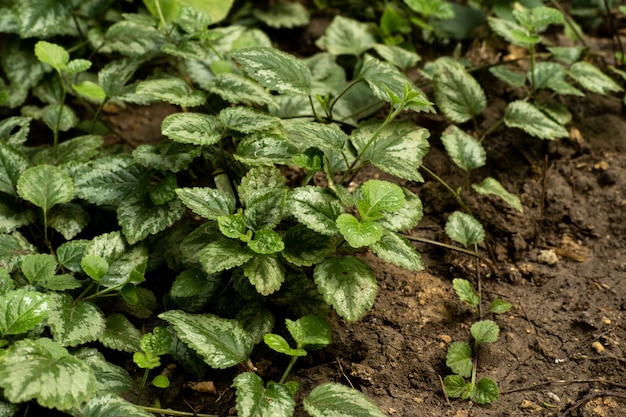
[
  {"left": 559, "top": 390, "right": 626, "bottom": 417},
  {"left": 502, "top": 378, "right": 626, "bottom": 394},
  {"left": 140, "top": 406, "right": 218, "bottom": 417},
  {"left": 335, "top": 357, "right": 355, "bottom": 389},
  {"left": 438, "top": 374, "right": 451, "bottom": 406}
]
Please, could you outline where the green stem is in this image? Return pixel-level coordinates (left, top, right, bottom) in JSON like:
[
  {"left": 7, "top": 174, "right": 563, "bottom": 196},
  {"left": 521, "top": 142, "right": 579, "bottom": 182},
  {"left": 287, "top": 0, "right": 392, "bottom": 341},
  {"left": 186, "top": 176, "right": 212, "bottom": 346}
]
[
  {"left": 154, "top": 0, "right": 168, "bottom": 28},
  {"left": 420, "top": 165, "right": 473, "bottom": 216},
  {"left": 136, "top": 368, "right": 150, "bottom": 405},
  {"left": 478, "top": 117, "right": 504, "bottom": 142},
  {"left": 528, "top": 45, "right": 536, "bottom": 95},
  {"left": 328, "top": 78, "right": 364, "bottom": 119},
  {"left": 308, "top": 95, "right": 319, "bottom": 122},
  {"left": 90, "top": 100, "right": 106, "bottom": 134},
  {"left": 140, "top": 406, "right": 218, "bottom": 417},
  {"left": 54, "top": 84, "right": 68, "bottom": 147},
  {"left": 43, "top": 210, "right": 49, "bottom": 248},
  {"left": 279, "top": 356, "right": 299, "bottom": 385},
  {"left": 474, "top": 242, "right": 483, "bottom": 318}
]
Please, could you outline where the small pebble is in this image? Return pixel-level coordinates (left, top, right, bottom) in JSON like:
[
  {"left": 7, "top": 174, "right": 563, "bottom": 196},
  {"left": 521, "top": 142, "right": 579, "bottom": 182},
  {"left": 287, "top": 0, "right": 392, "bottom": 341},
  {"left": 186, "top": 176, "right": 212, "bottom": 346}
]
[
  {"left": 592, "top": 341, "right": 605, "bottom": 354},
  {"left": 538, "top": 249, "right": 558, "bottom": 266}
]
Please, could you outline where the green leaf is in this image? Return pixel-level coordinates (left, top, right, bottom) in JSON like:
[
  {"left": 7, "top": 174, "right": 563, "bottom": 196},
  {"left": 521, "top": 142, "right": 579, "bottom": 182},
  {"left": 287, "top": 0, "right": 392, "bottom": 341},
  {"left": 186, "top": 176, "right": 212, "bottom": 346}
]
[
  {"left": 0, "top": 195, "right": 35, "bottom": 233},
  {"left": 21, "top": 253, "right": 56, "bottom": 284},
  {"left": 239, "top": 165, "right": 286, "bottom": 207},
  {"left": 530, "top": 62, "right": 583, "bottom": 96},
  {"left": 359, "top": 180, "right": 406, "bottom": 220},
  {"left": 34, "top": 41, "right": 68, "bottom": 71},
  {"left": 0, "top": 232, "right": 35, "bottom": 273},
  {"left": 316, "top": 16, "right": 376, "bottom": 56},
  {"left": 372, "top": 44, "right": 420, "bottom": 70},
  {"left": 98, "top": 57, "right": 142, "bottom": 98},
  {"left": 488, "top": 17, "right": 538, "bottom": 46},
  {"left": 0, "top": 141, "right": 31, "bottom": 196},
  {"left": 104, "top": 19, "right": 166, "bottom": 57},
  {"left": 74, "top": 348, "right": 133, "bottom": 395},
  {"left": 446, "top": 341, "right": 473, "bottom": 378},
  {"left": 540, "top": 102, "right": 572, "bottom": 125},
  {"left": 547, "top": 46, "right": 583, "bottom": 65},
  {"left": 73, "top": 80, "right": 106, "bottom": 101},
  {"left": 56, "top": 240, "right": 87, "bottom": 273},
  {"left": 504, "top": 100, "right": 568, "bottom": 140},
  {"left": 66, "top": 59, "right": 92, "bottom": 75},
  {"left": 140, "top": 326, "right": 172, "bottom": 357},
  {"left": 286, "top": 315, "right": 332, "bottom": 350},
  {"left": 433, "top": 58, "right": 486, "bottom": 123},
  {"left": 15, "top": 1, "right": 73, "bottom": 38},
  {"left": 48, "top": 293, "right": 105, "bottom": 347},
  {"left": 78, "top": 393, "right": 154, "bottom": 417},
  {"left": 34, "top": 135, "right": 103, "bottom": 166},
  {"left": 243, "top": 254, "right": 285, "bottom": 296},
  {"left": 336, "top": 214, "right": 383, "bottom": 248},
  {"left": 514, "top": 5, "right": 563, "bottom": 31},
  {"left": 233, "top": 47, "right": 312, "bottom": 95},
  {"left": 350, "top": 120, "right": 430, "bottom": 182},
  {"left": 445, "top": 211, "right": 485, "bottom": 249},
  {"left": 81, "top": 255, "right": 109, "bottom": 281},
  {"left": 443, "top": 375, "right": 471, "bottom": 399},
  {"left": 152, "top": 375, "right": 169, "bottom": 388},
  {"left": 489, "top": 66, "right": 526, "bottom": 88},
  {"left": 235, "top": 132, "right": 298, "bottom": 166},
  {"left": 441, "top": 126, "right": 486, "bottom": 172},
  {"left": 0, "top": 289, "right": 49, "bottom": 337},
  {"left": 303, "top": 382, "right": 387, "bottom": 417},
  {"left": 489, "top": 299, "right": 513, "bottom": 314},
  {"left": 314, "top": 256, "right": 377, "bottom": 323},
  {"left": 471, "top": 320, "right": 500, "bottom": 344},
  {"left": 161, "top": 113, "right": 222, "bottom": 146},
  {"left": 170, "top": 268, "right": 220, "bottom": 312},
  {"left": 237, "top": 302, "right": 275, "bottom": 345},
  {"left": 263, "top": 334, "right": 307, "bottom": 357},
  {"left": 289, "top": 186, "right": 343, "bottom": 235},
  {"left": 117, "top": 192, "right": 185, "bottom": 244},
  {"left": 282, "top": 224, "right": 336, "bottom": 267},
  {"left": 472, "top": 177, "right": 523, "bottom": 212},
  {"left": 0, "top": 116, "right": 32, "bottom": 145},
  {"left": 199, "top": 239, "right": 254, "bottom": 274},
  {"left": 233, "top": 373, "right": 296, "bottom": 417},
  {"left": 41, "top": 104, "right": 79, "bottom": 132},
  {"left": 71, "top": 155, "right": 143, "bottom": 206},
  {"left": 569, "top": 62, "right": 623, "bottom": 95},
  {"left": 0, "top": 269, "right": 14, "bottom": 295},
  {"left": 473, "top": 377, "right": 499, "bottom": 404},
  {"left": 136, "top": 78, "right": 206, "bottom": 106},
  {"left": 221, "top": 107, "right": 280, "bottom": 134},
  {"left": 17, "top": 165, "right": 74, "bottom": 212},
  {"left": 159, "top": 310, "right": 254, "bottom": 369},
  {"left": 99, "top": 314, "right": 142, "bottom": 353},
  {"left": 49, "top": 203, "right": 90, "bottom": 240},
  {"left": 133, "top": 142, "right": 200, "bottom": 172},
  {"left": 176, "top": 187, "right": 235, "bottom": 219},
  {"left": 248, "top": 229, "right": 284, "bottom": 254},
  {"left": 370, "top": 231, "right": 423, "bottom": 271},
  {"left": 253, "top": 2, "right": 310, "bottom": 28},
  {"left": 0, "top": 338, "right": 95, "bottom": 410},
  {"left": 359, "top": 57, "right": 434, "bottom": 113},
  {"left": 452, "top": 278, "right": 480, "bottom": 309},
  {"left": 208, "top": 73, "right": 278, "bottom": 108}
]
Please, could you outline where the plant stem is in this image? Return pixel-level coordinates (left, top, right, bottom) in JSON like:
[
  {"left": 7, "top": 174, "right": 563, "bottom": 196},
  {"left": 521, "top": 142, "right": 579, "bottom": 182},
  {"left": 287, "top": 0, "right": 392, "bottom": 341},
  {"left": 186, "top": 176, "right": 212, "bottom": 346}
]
[
  {"left": 136, "top": 368, "right": 150, "bottom": 405},
  {"left": 279, "top": 356, "right": 299, "bottom": 385},
  {"left": 478, "top": 117, "right": 504, "bottom": 142},
  {"left": 420, "top": 165, "right": 473, "bottom": 216},
  {"left": 528, "top": 45, "right": 536, "bottom": 95},
  {"left": 140, "top": 406, "right": 218, "bottom": 417},
  {"left": 328, "top": 78, "right": 363, "bottom": 119},
  {"left": 54, "top": 86, "right": 68, "bottom": 147},
  {"left": 474, "top": 243, "right": 483, "bottom": 318}
]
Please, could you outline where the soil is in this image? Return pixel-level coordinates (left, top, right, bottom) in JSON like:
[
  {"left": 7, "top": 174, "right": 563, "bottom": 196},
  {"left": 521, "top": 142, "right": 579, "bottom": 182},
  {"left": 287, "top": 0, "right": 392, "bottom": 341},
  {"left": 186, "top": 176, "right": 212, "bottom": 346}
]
[{"left": 96, "top": 23, "right": 626, "bottom": 417}]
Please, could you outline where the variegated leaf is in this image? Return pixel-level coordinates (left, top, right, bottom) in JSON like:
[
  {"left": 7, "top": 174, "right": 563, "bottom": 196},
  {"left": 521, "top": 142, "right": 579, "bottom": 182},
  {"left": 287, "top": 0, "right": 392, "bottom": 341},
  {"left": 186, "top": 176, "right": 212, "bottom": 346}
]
[
  {"left": 220, "top": 107, "right": 280, "bottom": 134},
  {"left": 161, "top": 113, "right": 222, "bottom": 146},
  {"left": 0, "top": 194, "right": 35, "bottom": 232},
  {"left": 159, "top": 310, "right": 254, "bottom": 369},
  {"left": 78, "top": 393, "right": 154, "bottom": 417},
  {"left": 49, "top": 203, "right": 90, "bottom": 240},
  {"left": 117, "top": 192, "right": 186, "bottom": 244},
  {"left": 104, "top": 20, "right": 166, "bottom": 57},
  {"left": 289, "top": 186, "right": 343, "bottom": 235},
  {"left": 370, "top": 231, "right": 423, "bottom": 271},
  {"left": 208, "top": 73, "right": 278, "bottom": 108},
  {"left": 316, "top": 16, "right": 376, "bottom": 56},
  {"left": 0, "top": 338, "right": 96, "bottom": 411},
  {"left": 243, "top": 255, "right": 285, "bottom": 296},
  {"left": 433, "top": 58, "right": 486, "bottom": 123},
  {"left": 48, "top": 293, "right": 105, "bottom": 347},
  {"left": 13, "top": 0, "right": 74, "bottom": 38},
  {"left": 0, "top": 289, "right": 49, "bottom": 337},
  {"left": 198, "top": 239, "right": 254, "bottom": 274},
  {"left": 0, "top": 232, "right": 36, "bottom": 273},
  {"left": 233, "top": 373, "right": 295, "bottom": 417},
  {"left": 304, "top": 382, "right": 386, "bottom": 417},
  {"left": 0, "top": 141, "right": 30, "bottom": 196},
  {"left": 135, "top": 78, "right": 206, "bottom": 107},
  {"left": 175, "top": 187, "right": 236, "bottom": 220},
  {"left": 504, "top": 100, "right": 568, "bottom": 140},
  {"left": 440, "top": 125, "right": 486, "bottom": 172},
  {"left": 0, "top": 116, "right": 32, "bottom": 145},
  {"left": 132, "top": 142, "right": 200, "bottom": 172},
  {"left": 73, "top": 348, "right": 133, "bottom": 394}
]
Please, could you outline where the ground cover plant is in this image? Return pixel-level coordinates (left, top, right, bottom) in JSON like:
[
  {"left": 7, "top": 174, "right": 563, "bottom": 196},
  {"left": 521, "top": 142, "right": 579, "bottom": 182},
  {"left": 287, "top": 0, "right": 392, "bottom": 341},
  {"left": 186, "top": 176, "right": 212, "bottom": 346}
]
[{"left": 0, "top": 0, "right": 625, "bottom": 416}]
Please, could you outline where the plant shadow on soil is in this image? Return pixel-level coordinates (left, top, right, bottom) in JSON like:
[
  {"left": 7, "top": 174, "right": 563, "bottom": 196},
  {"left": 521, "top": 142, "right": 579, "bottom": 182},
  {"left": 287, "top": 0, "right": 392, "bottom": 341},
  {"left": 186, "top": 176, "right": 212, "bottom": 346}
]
[{"left": 95, "top": 52, "right": 626, "bottom": 417}]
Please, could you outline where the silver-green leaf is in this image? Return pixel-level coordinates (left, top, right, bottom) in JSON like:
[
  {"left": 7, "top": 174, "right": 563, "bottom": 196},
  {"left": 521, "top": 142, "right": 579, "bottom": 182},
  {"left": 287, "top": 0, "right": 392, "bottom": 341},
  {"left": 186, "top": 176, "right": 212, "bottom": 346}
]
[
  {"left": 289, "top": 186, "right": 343, "bottom": 235},
  {"left": 303, "top": 382, "right": 387, "bottom": 417},
  {"left": 176, "top": 187, "right": 236, "bottom": 219},
  {"left": 370, "top": 231, "right": 423, "bottom": 271},
  {"left": 17, "top": 165, "right": 74, "bottom": 212},
  {"left": 316, "top": 16, "right": 376, "bottom": 56},
  {"left": 433, "top": 58, "right": 486, "bottom": 123},
  {"left": 208, "top": 73, "right": 278, "bottom": 108},
  {"left": 0, "top": 289, "right": 49, "bottom": 337},
  {"left": 243, "top": 255, "right": 285, "bottom": 296},
  {"left": 472, "top": 177, "right": 523, "bottom": 212},
  {"left": 161, "top": 113, "right": 222, "bottom": 146},
  {"left": 504, "top": 100, "right": 568, "bottom": 140},
  {"left": 117, "top": 193, "right": 185, "bottom": 244},
  {"left": 441, "top": 125, "right": 486, "bottom": 172},
  {"left": 48, "top": 293, "right": 105, "bottom": 347},
  {"left": 233, "top": 373, "right": 296, "bottom": 417},
  {"left": 445, "top": 211, "right": 485, "bottom": 249},
  {"left": 135, "top": 78, "right": 206, "bottom": 107},
  {"left": 569, "top": 61, "right": 623, "bottom": 95}
]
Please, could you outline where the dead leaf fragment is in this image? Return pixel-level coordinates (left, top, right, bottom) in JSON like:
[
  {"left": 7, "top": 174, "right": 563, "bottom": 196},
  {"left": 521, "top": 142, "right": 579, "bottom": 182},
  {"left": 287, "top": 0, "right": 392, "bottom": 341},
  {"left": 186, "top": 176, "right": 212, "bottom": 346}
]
[{"left": 186, "top": 380, "right": 217, "bottom": 394}]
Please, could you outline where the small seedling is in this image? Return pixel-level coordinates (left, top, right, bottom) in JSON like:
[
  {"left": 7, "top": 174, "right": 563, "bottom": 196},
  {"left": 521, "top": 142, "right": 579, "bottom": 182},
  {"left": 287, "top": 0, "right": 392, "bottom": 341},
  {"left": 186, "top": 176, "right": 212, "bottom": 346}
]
[{"left": 133, "top": 326, "right": 173, "bottom": 401}]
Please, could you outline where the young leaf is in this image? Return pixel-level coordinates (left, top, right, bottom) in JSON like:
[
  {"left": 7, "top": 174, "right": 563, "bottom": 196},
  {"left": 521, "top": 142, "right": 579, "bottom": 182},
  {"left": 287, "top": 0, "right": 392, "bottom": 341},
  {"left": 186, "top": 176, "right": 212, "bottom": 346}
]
[
  {"left": 233, "top": 47, "right": 312, "bottom": 95},
  {"left": 199, "top": 239, "right": 254, "bottom": 274},
  {"left": 286, "top": 315, "right": 332, "bottom": 351},
  {"left": 488, "top": 17, "right": 538, "bottom": 46},
  {"left": 248, "top": 230, "right": 284, "bottom": 254},
  {"left": 117, "top": 192, "right": 185, "bottom": 244},
  {"left": 445, "top": 211, "right": 485, "bottom": 249},
  {"left": 433, "top": 58, "right": 486, "bottom": 123},
  {"left": 41, "top": 104, "right": 79, "bottom": 132},
  {"left": 161, "top": 113, "right": 222, "bottom": 146},
  {"left": 350, "top": 120, "right": 430, "bottom": 182},
  {"left": 135, "top": 78, "right": 206, "bottom": 107},
  {"left": 316, "top": 16, "right": 376, "bottom": 56},
  {"left": 441, "top": 126, "right": 486, "bottom": 172},
  {"left": 159, "top": 310, "right": 254, "bottom": 369},
  {"left": 443, "top": 375, "right": 471, "bottom": 399},
  {"left": 303, "top": 382, "right": 387, "bottom": 417},
  {"left": 140, "top": 327, "right": 172, "bottom": 358},
  {"left": 34, "top": 41, "right": 69, "bottom": 72},
  {"left": 370, "top": 231, "right": 424, "bottom": 271},
  {"left": 0, "top": 338, "right": 96, "bottom": 411},
  {"left": 233, "top": 373, "right": 296, "bottom": 417},
  {"left": 263, "top": 334, "right": 307, "bottom": 357},
  {"left": 78, "top": 393, "right": 154, "bottom": 417},
  {"left": 504, "top": 101, "right": 568, "bottom": 140},
  {"left": 471, "top": 320, "right": 500, "bottom": 344},
  {"left": 81, "top": 255, "right": 109, "bottom": 281},
  {"left": 73, "top": 80, "right": 106, "bottom": 101},
  {"left": 152, "top": 375, "right": 170, "bottom": 388},
  {"left": 359, "top": 180, "right": 406, "bottom": 219},
  {"left": 472, "top": 177, "right": 523, "bottom": 212},
  {"left": 489, "top": 299, "right": 513, "bottom": 314},
  {"left": 282, "top": 224, "right": 337, "bottom": 267},
  {"left": 17, "top": 165, "right": 74, "bottom": 212},
  {"left": 253, "top": 2, "right": 310, "bottom": 28},
  {"left": 243, "top": 254, "right": 285, "bottom": 296},
  {"left": 314, "top": 256, "right": 377, "bottom": 323},
  {"left": 0, "top": 289, "right": 49, "bottom": 337},
  {"left": 220, "top": 107, "right": 280, "bottom": 134},
  {"left": 21, "top": 253, "right": 57, "bottom": 284},
  {"left": 208, "top": 73, "right": 278, "bottom": 108},
  {"left": 99, "top": 313, "right": 142, "bottom": 353},
  {"left": 289, "top": 186, "right": 343, "bottom": 235},
  {"left": 489, "top": 66, "right": 526, "bottom": 88},
  {"left": 336, "top": 214, "right": 383, "bottom": 248},
  {"left": 48, "top": 293, "right": 105, "bottom": 347},
  {"left": 473, "top": 377, "right": 499, "bottom": 404},
  {"left": 452, "top": 278, "right": 480, "bottom": 309},
  {"left": 446, "top": 341, "right": 473, "bottom": 378},
  {"left": 569, "top": 62, "right": 623, "bottom": 95}
]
